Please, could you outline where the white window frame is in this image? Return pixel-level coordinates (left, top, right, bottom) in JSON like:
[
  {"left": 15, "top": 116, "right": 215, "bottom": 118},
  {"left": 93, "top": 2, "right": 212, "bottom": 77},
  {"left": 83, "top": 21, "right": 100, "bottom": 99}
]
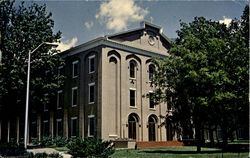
[
  {"left": 44, "top": 93, "right": 48, "bottom": 112},
  {"left": 72, "top": 60, "right": 79, "bottom": 78},
  {"left": 57, "top": 90, "right": 63, "bottom": 110},
  {"left": 42, "top": 120, "right": 49, "bottom": 136},
  {"left": 149, "top": 91, "right": 155, "bottom": 109},
  {"left": 88, "top": 55, "right": 95, "bottom": 74},
  {"left": 72, "top": 87, "right": 78, "bottom": 107},
  {"left": 88, "top": 115, "right": 95, "bottom": 137},
  {"left": 56, "top": 119, "right": 62, "bottom": 137},
  {"left": 71, "top": 117, "right": 77, "bottom": 137},
  {"left": 45, "top": 70, "right": 50, "bottom": 76},
  {"left": 129, "top": 88, "right": 136, "bottom": 107},
  {"left": 88, "top": 83, "right": 95, "bottom": 104}
]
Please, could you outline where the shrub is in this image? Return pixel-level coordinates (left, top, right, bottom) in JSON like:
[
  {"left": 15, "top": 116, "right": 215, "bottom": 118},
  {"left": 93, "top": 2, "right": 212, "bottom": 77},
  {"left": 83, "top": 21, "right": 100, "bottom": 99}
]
[
  {"left": 0, "top": 140, "right": 26, "bottom": 156},
  {"left": 40, "top": 136, "right": 53, "bottom": 147},
  {"left": 27, "top": 152, "right": 63, "bottom": 158},
  {"left": 67, "top": 137, "right": 114, "bottom": 158},
  {"left": 53, "top": 136, "right": 67, "bottom": 147},
  {"left": 31, "top": 138, "right": 40, "bottom": 145}
]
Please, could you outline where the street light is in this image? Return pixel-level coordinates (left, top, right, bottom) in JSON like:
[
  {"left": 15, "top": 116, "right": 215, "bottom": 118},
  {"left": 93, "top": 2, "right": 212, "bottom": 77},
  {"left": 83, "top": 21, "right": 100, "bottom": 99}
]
[{"left": 24, "top": 42, "right": 58, "bottom": 149}]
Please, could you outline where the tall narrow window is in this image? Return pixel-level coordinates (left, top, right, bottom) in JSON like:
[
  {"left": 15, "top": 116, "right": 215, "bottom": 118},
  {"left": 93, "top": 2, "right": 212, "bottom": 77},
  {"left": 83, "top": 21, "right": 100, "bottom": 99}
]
[
  {"left": 44, "top": 93, "right": 48, "bottom": 112},
  {"left": 88, "top": 83, "right": 95, "bottom": 104},
  {"left": 31, "top": 121, "right": 37, "bottom": 138},
  {"left": 72, "top": 60, "right": 79, "bottom": 78},
  {"left": 42, "top": 120, "right": 49, "bottom": 136},
  {"left": 149, "top": 93, "right": 155, "bottom": 109},
  {"left": 130, "top": 89, "right": 136, "bottom": 107},
  {"left": 56, "top": 119, "right": 63, "bottom": 137},
  {"left": 88, "top": 55, "right": 95, "bottom": 73},
  {"left": 71, "top": 117, "right": 77, "bottom": 137},
  {"left": 129, "top": 61, "right": 136, "bottom": 78},
  {"left": 149, "top": 65, "right": 155, "bottom": 80},
  {"left": 57, "top": 90, "right": 63, "bottom": 109},
  {"left": 72, "top": 87, "right": 78, "bottom": 107},
  {"left": 88, "top": 115, "right": 95, "bottom": 137}
]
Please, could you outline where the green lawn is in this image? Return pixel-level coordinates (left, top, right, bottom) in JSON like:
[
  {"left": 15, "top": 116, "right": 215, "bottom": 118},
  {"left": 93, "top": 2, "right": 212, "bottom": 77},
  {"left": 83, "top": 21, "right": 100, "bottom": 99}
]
[{"left": 111, "top": 146, "right": 249, "bottom": 158}]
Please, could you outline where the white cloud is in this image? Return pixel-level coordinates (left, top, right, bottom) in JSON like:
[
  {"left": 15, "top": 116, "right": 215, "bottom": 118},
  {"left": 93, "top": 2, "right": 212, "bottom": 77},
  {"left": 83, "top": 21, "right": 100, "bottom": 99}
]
[
  {"left": 57, "top": 37, "right": 78, "bottom": 52},
  {"left": 95, "top": 0, "right": 148, "bottom": 32},
  {"left": 84, "top": 21, "right": 94, "bottom": 29},
  {"left": 219, "top": 16, "right": 232, "bottom": 27}
]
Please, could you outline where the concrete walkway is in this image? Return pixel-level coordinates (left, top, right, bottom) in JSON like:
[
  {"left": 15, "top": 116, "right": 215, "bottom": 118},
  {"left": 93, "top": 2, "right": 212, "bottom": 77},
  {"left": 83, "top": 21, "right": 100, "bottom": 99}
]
[{"left": 27, "top": 148, "right": 72, "bottom": 158}]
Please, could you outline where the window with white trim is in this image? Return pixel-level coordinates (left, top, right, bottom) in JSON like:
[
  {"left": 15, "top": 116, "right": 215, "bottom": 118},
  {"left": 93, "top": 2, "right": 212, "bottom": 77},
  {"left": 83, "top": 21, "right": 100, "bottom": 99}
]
[
  {"left": 88, "top": 115, "right": 95, "bottom": 137},
  {"left": 88, "top": 83, "right": 95, "bottom": 104},
  {"left": 72, "top": 60, "right": 79, "bottom": 78},
  {"left": 44, "top": 93, "right": 48, "bottom": 112},
  {"left": 130, "top": 89, "right": 136, "bottom": 107},
  {"left": 56, "top": 119, "right": 63, "bottom": 137},
  {"left": 72, "top": 87, "right": 78, "bottom": 107},
  {"left": 88, "top": 55, "right": 95, "bottom": 73},
  {"left": 149, "top": 92, "right": 155, "bottom": 109},
  {"left": 57, "top": 90, "right": 63, "bottom": 109},
  {"left": 42, "top": 120, "right": 49, "bottom": 136},
  {"left": 71, "top": 117, "right": 77, "bottom": 137}
]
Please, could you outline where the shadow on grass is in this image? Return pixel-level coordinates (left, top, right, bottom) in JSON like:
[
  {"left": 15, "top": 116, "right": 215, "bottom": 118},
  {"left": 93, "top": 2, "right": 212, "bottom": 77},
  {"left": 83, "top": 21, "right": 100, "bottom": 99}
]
[{"left": 141, "top": 144, "right": 249, "bottom": 155}]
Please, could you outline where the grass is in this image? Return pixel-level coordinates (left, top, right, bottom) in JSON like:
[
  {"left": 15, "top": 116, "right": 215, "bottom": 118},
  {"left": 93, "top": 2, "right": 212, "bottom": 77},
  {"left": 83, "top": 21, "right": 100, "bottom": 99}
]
[{"left": 111, "top": 146, "right": 249, "bottom": 158}]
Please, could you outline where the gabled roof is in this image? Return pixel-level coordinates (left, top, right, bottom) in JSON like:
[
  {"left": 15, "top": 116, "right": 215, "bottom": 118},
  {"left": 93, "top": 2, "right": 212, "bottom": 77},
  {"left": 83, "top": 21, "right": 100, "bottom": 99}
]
[{"left": 107, "top": 21, "right": 171, "bottom": 45}]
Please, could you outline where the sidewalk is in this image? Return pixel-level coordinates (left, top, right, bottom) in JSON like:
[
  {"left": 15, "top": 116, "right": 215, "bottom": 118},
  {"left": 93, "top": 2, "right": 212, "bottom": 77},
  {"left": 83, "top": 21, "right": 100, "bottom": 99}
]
[{"left": 27, "top": 148, "right": 72, "bottom": 158}]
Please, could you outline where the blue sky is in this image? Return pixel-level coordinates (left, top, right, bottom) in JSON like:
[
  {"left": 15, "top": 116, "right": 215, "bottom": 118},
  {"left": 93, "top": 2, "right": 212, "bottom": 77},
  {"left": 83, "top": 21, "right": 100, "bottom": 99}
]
[{"left": 19, "top": 0, "right": 248, "bottom": 51}]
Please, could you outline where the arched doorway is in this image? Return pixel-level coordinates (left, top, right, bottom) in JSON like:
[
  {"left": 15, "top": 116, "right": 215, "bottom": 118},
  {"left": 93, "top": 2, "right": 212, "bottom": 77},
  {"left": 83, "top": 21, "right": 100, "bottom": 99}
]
[
  {"left": 128, "top": 113, "right": 139, "bottom": 140},
  {"left": 148, "top": 115, "right": 157, "bottom": 141}
]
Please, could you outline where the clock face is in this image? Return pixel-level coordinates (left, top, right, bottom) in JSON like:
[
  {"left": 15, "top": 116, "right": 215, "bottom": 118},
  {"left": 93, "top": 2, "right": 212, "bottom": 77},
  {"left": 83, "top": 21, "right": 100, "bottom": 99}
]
[{"left": 148, "top": 36, "right": 155, "bottom": 45}]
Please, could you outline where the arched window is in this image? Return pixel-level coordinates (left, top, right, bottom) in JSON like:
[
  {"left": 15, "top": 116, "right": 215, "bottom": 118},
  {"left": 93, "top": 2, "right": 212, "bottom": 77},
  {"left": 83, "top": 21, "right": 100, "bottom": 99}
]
[
  {"left": 148, "top": 115, "right": 157, "bottom": 141},
  {"left": 129, "top": 61, "right": 136, "bottom": 78},
  {"left": 128, "top": 113, "right": 139, "bottom": 140},
  {"left": 149, "top": 64, "right": 155, "bottom": 80}
]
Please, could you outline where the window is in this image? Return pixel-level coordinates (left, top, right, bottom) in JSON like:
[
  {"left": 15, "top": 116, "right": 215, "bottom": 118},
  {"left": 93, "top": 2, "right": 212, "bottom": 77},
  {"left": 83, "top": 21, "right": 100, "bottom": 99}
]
[
  {"left": 88, "top": 115, "right": 95, "bottom": 137},
  {"left": 72, "top": 60, "right": 79, "bottom": 78},
  {"left": 88, "top": 55, "right": 95, "bottom": 73},
  {"left": 149, "top": 92, "right": 155, "bottom": 109},
  {"left": 57, "top": 90, "right": 63, "bottom": 109},
  {"left": 44, "top": 93, "right": 48, "bottom": 112},
  {"left": 45, "top": 70, "right": 50, "bottom": 77},
  {"left": 149, "top": 65, "right": 155, "bottom": 80},
  {"left": 58, "top": 66, "right": 63, "bottom": 75},
  {"left": 130, "top": 89, "right": 136, "bottom": 107},
  {"left": 42, "top": 120, "right": 49, "bottom": 136},
  {"left": 72, "top": 87, "right": 78, "bottom": 107},
  {"left": 129, "top": 61, "right": 136, "bottom": 78},
  {"left": 56, "top": 119, "right": 63, "bottom": 137},
  {"left": 30, "top": 121, "right": 37, "bottom": 138},
  {"left": 88, "top": 83, "right": 95, "bottom": 104},
  {"left": 71, "top": 117, "right": 77, "bottom": 137}
]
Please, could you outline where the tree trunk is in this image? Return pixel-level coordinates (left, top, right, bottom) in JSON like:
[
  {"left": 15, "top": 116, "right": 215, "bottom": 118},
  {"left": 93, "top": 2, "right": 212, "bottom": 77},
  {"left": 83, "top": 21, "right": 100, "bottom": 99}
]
[{"left": 195, "top": 124, "right": 201, "bottom": 152}]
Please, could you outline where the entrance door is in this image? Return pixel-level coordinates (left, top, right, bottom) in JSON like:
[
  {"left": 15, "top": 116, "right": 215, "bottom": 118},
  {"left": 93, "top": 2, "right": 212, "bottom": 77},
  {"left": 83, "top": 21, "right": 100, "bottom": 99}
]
[
  {"left": 128, "top": 114, "right": 138, "bottom": 140},
  {"left": 148, "top": 116, "right": 157, "bottom": 141}
]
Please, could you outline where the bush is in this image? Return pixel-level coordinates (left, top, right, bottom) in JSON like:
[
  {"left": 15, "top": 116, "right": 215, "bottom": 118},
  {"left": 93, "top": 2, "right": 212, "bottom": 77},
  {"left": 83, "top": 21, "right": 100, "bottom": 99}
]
[
  {"left": 53, "top": 136, "right": 67, "bottom": 147},
  {"left": 27, "top": 152, "right": 63, "bottom": 158},
  {"left": 0, "top": 140, "right": 26, "bottom": 156},
  {"left": 67, "top": 137, "right": 114, "bottom": 158},
  {"left": 31, "top": 138, "right": 40, "bottom": 145},
  {"left": 40, "top": 136, "right": 53, "bottom": 147}
]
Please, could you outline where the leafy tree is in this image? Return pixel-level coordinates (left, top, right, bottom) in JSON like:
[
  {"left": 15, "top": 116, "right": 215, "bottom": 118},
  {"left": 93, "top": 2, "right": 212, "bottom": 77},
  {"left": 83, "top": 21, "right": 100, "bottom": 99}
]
[
  {"left": 0, "top": 1, "right": 64, "bottom": 120},
  {"left": 150, "top": 6, "right": 248, "bottom": 152}
]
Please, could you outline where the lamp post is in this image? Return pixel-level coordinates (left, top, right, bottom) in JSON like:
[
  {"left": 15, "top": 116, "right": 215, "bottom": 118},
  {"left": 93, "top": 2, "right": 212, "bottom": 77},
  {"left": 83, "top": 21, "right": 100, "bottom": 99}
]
[{"left": 24, "top": 42, "right": 58, "bottom": 149}]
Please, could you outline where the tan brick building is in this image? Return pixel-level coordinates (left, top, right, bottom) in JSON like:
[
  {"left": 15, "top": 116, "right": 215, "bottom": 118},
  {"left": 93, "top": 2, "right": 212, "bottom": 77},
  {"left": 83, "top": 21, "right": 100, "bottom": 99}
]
[{"left": 0, "top": 21, "right": 178, "bottom": 143}]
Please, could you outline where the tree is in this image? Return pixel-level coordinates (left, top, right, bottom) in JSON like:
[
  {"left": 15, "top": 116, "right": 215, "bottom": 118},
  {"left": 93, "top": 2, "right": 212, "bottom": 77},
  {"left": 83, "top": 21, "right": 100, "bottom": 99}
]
[
  {"left": 0, "top": 1, "right": 64, "bottom": 121},
  {"left": 150, "top": 6, "right": 248, "bottom": 152}
]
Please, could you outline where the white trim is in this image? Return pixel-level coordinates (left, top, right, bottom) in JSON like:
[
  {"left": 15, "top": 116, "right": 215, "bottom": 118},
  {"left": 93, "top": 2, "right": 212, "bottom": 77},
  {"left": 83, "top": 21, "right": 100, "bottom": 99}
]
[
  {"left": 88, "top": 115, "right": 95, "bottom": 137},
  {"left": 88, "top": 83, "right": 95, "bottom": 104},
  {"left": 71, "top": 117, "right": 77, "bottom": 137},
  {"left": 72, "top": 60, "right": 79, "bottom": 78},
  {"left": 57, "top": 90, "right": 63, "bottom": 110},
  {"left": 72, "top": 87, "right": 78, "bottom": 107},
  {"left": 129, "top": 89, "right": 136, "bottom": 107},
  {"left": 88, "top": 55, "right": 95, "bottom": 74},
  {"left": 31, "top": 121, "right": 36, "bottom": 124},
  {"left": 62, "top": 37, "right": 168, "bottom": 59},
  {"left": 43, "top": 120, "right": 48, "bottom": 123}
]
